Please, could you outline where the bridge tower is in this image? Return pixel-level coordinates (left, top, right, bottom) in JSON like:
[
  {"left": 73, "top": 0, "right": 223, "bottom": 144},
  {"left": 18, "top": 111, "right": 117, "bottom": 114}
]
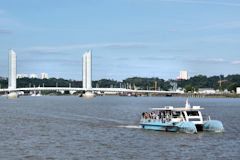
[
  {"left": 82, "top": 50, "right": 95, "bottom": 98},
  {"left": 8, "top": 49, "right": 17, "bottom": 89},
  {"left": 8, "top": 49, "right": 18, "bottom": 99},
  {"left": 82, "top": 50, "right": 92, "bottom": 90}
]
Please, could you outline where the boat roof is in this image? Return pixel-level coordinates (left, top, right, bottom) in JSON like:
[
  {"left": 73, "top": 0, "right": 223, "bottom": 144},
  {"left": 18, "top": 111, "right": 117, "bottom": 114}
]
[{"left": 151, "top": 106, "right": 204, "bottom": 111}]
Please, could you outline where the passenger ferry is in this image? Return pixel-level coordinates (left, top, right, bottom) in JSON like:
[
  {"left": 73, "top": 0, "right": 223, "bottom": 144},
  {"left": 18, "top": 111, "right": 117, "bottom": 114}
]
[{"left": 140, "top": 99, "right": 224, "bottom": 134}]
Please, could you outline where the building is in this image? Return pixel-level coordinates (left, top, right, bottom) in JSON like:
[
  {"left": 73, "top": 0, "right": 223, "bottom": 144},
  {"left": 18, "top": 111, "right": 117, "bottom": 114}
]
[
  {"left": 17, "top": 74, "right": 28, "bottom": 79},
  {"left": 178, "top": 70, "right": 188, "bottom": 80},
  {"left": 82, "top": 50, "right": 92, "bottom": 89},
  {"left": 8, "top": 49, "right": 16, "bottom": 89},
  {"left": 237, "top": 87, "right": 240, "bottom": 94},
  {"left": 40, "top": 73, "right": 48, "bottom": 79},
  {"left": 29, "top": 74, "right": 38, "bottom": 78},
  {"left": 198, "top": 88, "right": 216, "bottom": 94}
]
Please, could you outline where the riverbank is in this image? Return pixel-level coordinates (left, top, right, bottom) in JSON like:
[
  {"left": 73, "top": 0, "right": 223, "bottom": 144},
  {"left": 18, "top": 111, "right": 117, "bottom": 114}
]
[{"left": 119, "top": 92, "right": 240, "bottom": 98}]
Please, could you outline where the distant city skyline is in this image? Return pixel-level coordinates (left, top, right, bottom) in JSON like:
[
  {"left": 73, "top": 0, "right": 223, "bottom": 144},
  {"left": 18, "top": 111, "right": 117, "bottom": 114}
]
[
  {"left": 17, "top": 72, "right": 49, "bottom": 79},
  {"left": 0, "top": 0, "right": 240, "bottom": 80}
]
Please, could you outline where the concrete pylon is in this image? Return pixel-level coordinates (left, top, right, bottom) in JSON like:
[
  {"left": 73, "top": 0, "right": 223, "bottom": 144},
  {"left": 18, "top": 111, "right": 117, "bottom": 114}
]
[
  {"left": 82, "top": 50, "right": 92, "bottom": 90},
  {"left": 82, "top": 50, "right": 95, "bottom": 98},
  {"left": 8, "top": 49, "right": 18, "bottom": 99},
  {"left": 8, "top": 49, "right": 16, "bottom": 89}
]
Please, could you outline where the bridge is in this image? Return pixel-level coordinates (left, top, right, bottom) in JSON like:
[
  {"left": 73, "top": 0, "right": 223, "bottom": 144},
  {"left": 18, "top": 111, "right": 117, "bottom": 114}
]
[
  {"left": 1, "top": 49, "right": 180, "bottom": 98},
  {"left": 0, "top": 87, "right": 178, "bottom": 94}
]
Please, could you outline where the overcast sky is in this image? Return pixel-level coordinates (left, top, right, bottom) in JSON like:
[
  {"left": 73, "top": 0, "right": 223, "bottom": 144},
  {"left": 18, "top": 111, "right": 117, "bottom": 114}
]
[{"left": 0, "top": 0, "right": 240, "bottom": 80}]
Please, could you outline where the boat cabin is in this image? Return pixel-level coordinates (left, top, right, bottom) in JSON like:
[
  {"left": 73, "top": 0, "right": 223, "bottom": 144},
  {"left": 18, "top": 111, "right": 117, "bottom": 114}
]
[{"left": 142, "top": 106, "right": 204, "bottom": 129}]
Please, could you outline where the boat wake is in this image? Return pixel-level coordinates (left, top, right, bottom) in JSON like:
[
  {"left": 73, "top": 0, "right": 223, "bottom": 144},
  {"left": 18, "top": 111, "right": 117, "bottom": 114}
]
[
  {"left": 117, "top": 125, "right": 142, "bottom": 129},
  {"left": 75, "top": 115, "right": 126, "bottom": 124}
]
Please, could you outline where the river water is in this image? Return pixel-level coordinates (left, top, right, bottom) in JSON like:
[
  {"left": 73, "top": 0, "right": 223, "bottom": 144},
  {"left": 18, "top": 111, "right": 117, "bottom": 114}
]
[{"left": 0, "top": 96, "right": 239, "bottom": 160}]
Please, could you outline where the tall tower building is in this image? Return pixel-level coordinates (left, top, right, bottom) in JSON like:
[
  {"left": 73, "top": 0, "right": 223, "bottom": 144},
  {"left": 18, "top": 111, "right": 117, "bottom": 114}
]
[
  {"left": 40, "top": 73, "right": 49, "bottom": 79},
  {"left": 179, "top": 70, "right": 188, "bottom": 80},
  {"left": 82, "top": 50, "right": 92, "bottom": 89},
  {"left": 8, "top": 49, "right": 17, "bottom": 89}
]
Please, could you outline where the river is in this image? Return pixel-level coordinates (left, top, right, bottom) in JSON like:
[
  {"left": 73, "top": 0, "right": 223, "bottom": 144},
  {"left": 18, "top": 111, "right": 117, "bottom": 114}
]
[{"left": 0, "top": 96, "right": 239, "bottom": 159}]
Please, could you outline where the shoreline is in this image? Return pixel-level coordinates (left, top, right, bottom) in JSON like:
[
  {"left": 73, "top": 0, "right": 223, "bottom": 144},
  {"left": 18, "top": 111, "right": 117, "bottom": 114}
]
[{"left": 1, "top": 92, "right": 240, "bottom": 98}]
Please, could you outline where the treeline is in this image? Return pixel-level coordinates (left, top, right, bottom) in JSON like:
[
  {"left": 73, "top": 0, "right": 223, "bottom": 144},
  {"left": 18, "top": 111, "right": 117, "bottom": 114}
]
[
  {"left": 0, "top": 77, "right": 170, "bottom": 90},
  {"left": 123, "top": 77, "right": 171, "bottom": 90},
  {"left": 0, "top": 74, "right": 240, "bottom": 92},
  {"left": 0, "top": 77, "right": 82, "bottom": 88},
  {"left": 177, "top": 74, "right": 240, "bottom": 92}
]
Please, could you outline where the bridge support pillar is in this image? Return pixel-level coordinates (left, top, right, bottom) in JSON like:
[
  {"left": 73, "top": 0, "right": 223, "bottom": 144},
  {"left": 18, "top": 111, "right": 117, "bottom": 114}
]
[
  {"left": 7, "top": 49, "right": 18, "bottom": 99},
  {"left": 83, "top": 91, "right": 95, "bottom": 98},
  {"left": 7, "top": 92, "right": 18, "bottom": 99}
]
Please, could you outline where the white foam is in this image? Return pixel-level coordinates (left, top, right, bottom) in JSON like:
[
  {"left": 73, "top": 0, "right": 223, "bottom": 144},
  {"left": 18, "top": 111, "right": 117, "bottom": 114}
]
[{"left": 118, "top": 125, "right": 142, "bottom": 129}]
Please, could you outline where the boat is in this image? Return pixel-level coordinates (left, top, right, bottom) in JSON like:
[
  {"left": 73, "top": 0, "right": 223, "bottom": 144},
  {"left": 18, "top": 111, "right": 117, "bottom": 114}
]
[{"left": 140, "top": 99, "right": 224, "bottom": 134}]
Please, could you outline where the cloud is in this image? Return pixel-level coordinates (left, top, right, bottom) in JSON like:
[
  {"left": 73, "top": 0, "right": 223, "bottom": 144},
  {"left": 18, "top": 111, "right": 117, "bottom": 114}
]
[
  {"left": 23, "top": 42, "right": 154, "bottom": 53},
  {"left": 199, "top": 34, "right": 240, "bottom": 44},
  {"left": 168, "top": 29, "right": 177, "bottom": 32},
  {"left": 206, "top": 58, "right": 225, "bottom": 63},
  {"left": 24, "top": 43, "right": 193, "bottom": 54},
  {"left": 199, "top": 21, "right": 240, "bottom": 30},
  {"left": 115, "top": 57, "right": 130, "bottom": 61},
  {"left": 157, "top": 0, "right": 240, "bottom": 7},
  {"left": 104, "top": 43, "right": 148, "bottom": 49},
  {"left": 0, "top": 9, "right": 5, "bottom": 15},
  {"left": 231, "top": 60, "right": 240, "bottom": 64},
  {"left": 187, "top": 57, "right": 228, "bottom": 64},
  {"left": 139, "top": 56, "right": 176, "bottom": 61},
  {"left": 187, "top": 57, "right": 240, "bottom": 66},
  {"left": 0, "top": 28, "right": 12, "bottom": 34},
  {"left": 18, "top": 57, "right": 80, "bottom": 65}
]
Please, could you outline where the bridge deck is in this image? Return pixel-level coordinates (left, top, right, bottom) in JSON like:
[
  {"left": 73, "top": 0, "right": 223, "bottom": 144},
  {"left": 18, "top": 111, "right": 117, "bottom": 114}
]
[{"left": 0, "top": 87, "right": 179, "bottom": 94}]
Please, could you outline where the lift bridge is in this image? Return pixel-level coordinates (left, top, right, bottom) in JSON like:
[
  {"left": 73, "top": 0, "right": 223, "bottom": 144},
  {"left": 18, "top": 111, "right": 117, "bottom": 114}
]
[{"left": 1, "top": 49, "right": 179, "bottom": 98}]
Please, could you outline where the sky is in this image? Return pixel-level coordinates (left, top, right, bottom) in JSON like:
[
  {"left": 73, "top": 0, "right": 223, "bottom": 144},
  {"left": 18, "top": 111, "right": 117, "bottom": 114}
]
[{"left": 0, "top": 0, "right": 240, "bottom": 80}]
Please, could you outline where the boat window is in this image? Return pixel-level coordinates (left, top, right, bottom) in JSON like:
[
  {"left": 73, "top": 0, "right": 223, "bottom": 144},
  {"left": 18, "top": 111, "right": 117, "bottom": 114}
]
[
  {"left": 188, "top": 118, "right": 201, "bottom": 121},
  {"left": 186, "top": 111, "right": 199, "bottom": 116},
  {"left": 172, "top": 111, "right": 180, "bottom": 118}
]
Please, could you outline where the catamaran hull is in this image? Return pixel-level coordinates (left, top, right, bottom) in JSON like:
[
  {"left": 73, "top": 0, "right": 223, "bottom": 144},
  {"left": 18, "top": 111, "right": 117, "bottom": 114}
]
[
  {"left": 203, "top": 120, "right": 224, "bottom": 132},
  {"left": 140, "top": 120, "right": 224, "bottom": 133},
  {"left": 141, "top": 124, "right": 179, "bottom": 132},
  {"left": 140, "top": 121, "right": 197, "bottom": 134}
]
